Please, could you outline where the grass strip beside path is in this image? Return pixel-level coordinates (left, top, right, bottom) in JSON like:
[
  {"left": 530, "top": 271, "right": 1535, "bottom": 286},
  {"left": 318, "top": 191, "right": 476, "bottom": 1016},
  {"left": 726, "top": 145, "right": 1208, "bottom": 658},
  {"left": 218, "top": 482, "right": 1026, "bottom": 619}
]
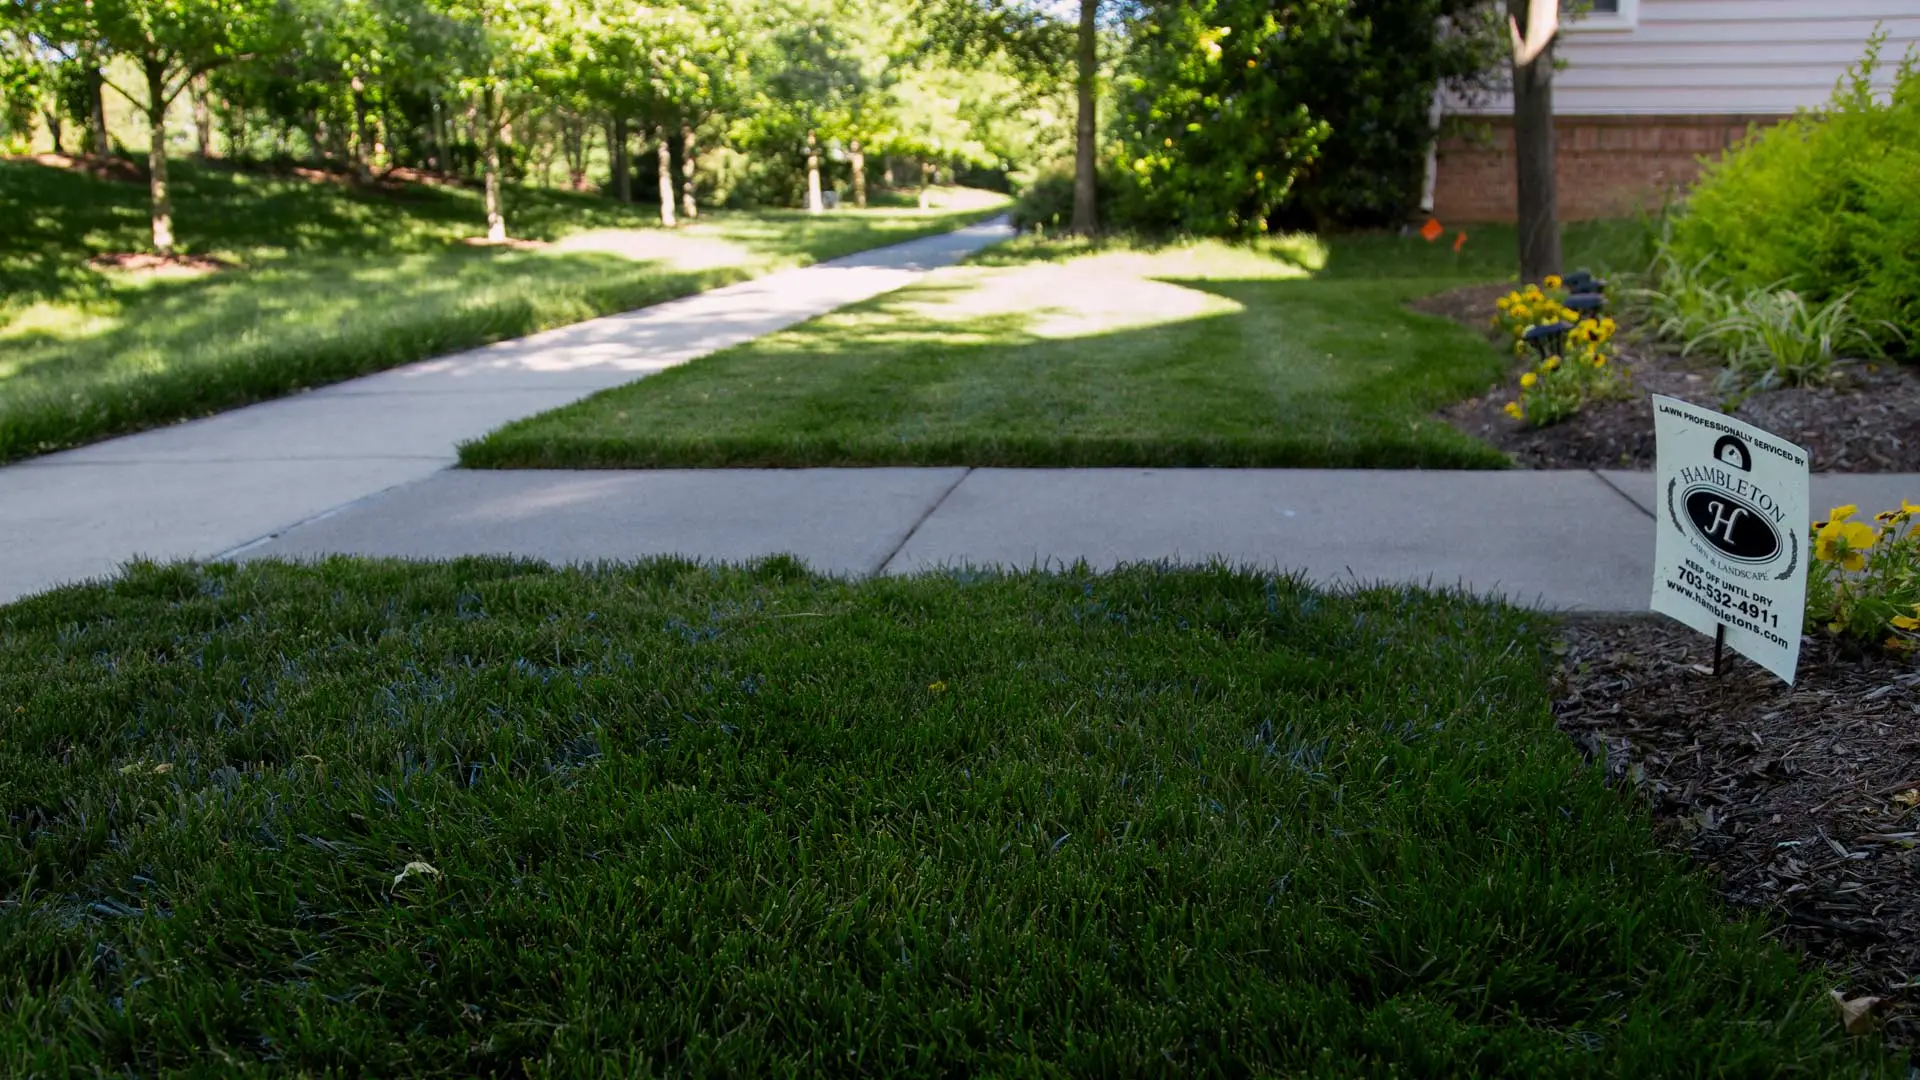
[
  {"left": 0, "top": 159, "right": 1005, "bottom": 463},
  {"left": 462, "top": 225, "right": 1643, "bottom": 470},
  {"left": 0, "top": 559, "right": 1895, "bottom": 1076}
]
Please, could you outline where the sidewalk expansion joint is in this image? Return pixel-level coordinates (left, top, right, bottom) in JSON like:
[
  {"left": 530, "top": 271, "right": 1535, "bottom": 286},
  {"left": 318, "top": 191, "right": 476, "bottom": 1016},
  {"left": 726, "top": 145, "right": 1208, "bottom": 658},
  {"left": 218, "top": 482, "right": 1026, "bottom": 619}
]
[
  {"left": 1591, "top": 470, "right": 1654, "bottom": 520},
  {"left": 872, "top": 468, "right": 973, "bottom": 577}
]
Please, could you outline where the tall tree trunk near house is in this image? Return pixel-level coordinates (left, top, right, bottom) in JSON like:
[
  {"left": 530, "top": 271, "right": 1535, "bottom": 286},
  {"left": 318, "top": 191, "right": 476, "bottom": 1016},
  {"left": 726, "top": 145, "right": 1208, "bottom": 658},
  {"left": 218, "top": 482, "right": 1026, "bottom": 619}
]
[
  {"left": 850, "top": 139, "right": 866, "bottom": 209},
  {"left": 191, "top": 75, "right": 213, "bottom": 158},
  {"left": 680, "top": 124, "right": 698, "bottom": 219},
  {"left": 482, "top": 90, "right": 506, "bottom": 242},
  {"left": 1508, "top": 0, "right": 1561, "bottom": 282},
  {"left": 144, "top": 61, "right": 175, "bottom": 254},
  {"left": 806, "top": 129, "right": 823, "bottom": 213},
  {"left": 1071, "top": 0, "right": 1099, "bottom": 235},
  {"left": 656, "top": 128, "right": 677, "bottom": 227},
  {"left": 609, "top": 117, "right": 630, "bottom": 202}
]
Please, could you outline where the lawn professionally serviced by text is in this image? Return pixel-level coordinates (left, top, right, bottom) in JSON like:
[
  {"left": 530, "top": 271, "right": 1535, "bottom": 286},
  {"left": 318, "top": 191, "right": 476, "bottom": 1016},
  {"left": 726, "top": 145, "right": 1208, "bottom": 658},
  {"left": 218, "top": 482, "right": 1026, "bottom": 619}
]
[{"left": 1650, "top": 394, "right": 1810, "bottom": 685}]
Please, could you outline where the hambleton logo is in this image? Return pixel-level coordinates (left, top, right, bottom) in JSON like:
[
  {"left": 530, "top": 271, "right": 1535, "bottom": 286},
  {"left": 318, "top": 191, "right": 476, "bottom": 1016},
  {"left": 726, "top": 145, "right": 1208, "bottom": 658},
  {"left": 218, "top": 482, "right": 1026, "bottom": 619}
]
[{"left": 1669, "top": 433, "right": 1791, "bottom": 568}]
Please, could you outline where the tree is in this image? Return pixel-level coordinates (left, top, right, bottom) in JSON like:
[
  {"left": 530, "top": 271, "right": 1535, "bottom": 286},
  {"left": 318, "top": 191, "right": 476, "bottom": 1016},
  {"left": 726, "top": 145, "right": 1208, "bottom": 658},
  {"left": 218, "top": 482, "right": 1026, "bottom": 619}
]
[
  {"left": 50, "top": 0, "right": 287, "bottom": 253},
  {"left": 433, "top": 0, "right": 566, "bottom": 241},
  {"left": 1070, "top": 0, "right": 1096, "bottom": 232},
  {"left": 1507, "top": 0, "right": 1560, "bottom": 281}
]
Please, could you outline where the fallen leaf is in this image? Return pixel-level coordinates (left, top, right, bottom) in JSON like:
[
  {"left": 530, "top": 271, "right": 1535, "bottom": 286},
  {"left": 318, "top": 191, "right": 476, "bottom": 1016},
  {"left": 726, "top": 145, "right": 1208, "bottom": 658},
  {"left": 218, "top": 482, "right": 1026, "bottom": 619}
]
[
  {"left": 393, "top": 861, "right": 442, "bottom": 887},
  {"left": 1892, "top": 788, "right": 1920, "bottom": 808},
  {"left": 1831, "top": 991, "right": 1884, "bottom": 1035}
]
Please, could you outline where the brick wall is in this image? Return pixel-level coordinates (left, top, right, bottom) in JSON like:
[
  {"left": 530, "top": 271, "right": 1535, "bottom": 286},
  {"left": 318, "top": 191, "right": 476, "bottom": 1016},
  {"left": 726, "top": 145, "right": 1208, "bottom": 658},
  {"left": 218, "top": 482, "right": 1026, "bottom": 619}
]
[{"left": 1430, "top": 114, "right": 1788, "bottom": 223}]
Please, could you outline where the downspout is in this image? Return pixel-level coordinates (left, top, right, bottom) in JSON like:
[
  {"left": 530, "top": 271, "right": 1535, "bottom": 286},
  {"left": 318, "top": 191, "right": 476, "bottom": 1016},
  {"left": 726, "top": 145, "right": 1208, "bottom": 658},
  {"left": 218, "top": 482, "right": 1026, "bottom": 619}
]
[{"left": 1420, "top": 85, "right": 1445, "bottom": 215}]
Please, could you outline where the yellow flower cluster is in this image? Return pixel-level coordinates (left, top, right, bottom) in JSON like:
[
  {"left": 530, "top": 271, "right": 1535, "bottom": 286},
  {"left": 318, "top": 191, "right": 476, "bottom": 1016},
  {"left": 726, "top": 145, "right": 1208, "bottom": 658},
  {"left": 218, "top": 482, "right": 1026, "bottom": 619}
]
[
  {"left": 1489, "top": 282, "right": 1627, "bottom": 428},
  {"left": 1807, "top": 500, "right": 1920, "bottom": 653}
]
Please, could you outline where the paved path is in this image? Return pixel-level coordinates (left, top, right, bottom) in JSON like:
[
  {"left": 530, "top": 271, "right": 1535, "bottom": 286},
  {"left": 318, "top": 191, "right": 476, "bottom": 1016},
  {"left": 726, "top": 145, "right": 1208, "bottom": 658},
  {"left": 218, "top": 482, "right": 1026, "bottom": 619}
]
[
  {"left": 0, "top": 220, "right": 1014, "bottom": 604},
  {"left": 234, "top": 467, "right": 1920, "bottom": 613}
]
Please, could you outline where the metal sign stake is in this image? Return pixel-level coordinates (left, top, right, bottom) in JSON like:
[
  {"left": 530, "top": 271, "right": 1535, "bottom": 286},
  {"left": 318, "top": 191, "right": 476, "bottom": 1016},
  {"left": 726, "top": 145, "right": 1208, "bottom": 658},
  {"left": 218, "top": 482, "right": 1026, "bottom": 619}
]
[{"left": 1712, "top": 623, "right": 1726, "bottom": 677}]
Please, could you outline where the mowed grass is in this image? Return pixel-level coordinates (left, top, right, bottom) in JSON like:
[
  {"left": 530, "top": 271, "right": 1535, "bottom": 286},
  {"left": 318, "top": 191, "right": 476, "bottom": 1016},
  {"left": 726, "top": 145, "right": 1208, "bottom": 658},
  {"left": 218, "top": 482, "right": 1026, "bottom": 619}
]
[
  {"left": 0, "top": 558, "right": 1897, "bottom": 1076},
  {"left": 0, "top": 158, "right": 1006, "bottom": 463},
  {"left": 460, "top": 223, "right": 1647, "bottom": 470}
]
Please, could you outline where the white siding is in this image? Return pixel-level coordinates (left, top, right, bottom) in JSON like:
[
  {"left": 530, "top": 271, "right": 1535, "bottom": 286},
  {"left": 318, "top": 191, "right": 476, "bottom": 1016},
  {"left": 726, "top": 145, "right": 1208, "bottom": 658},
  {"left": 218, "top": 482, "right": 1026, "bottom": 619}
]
[{"left": 1450, "top": 0, "right": 1920, "bottom": 116}]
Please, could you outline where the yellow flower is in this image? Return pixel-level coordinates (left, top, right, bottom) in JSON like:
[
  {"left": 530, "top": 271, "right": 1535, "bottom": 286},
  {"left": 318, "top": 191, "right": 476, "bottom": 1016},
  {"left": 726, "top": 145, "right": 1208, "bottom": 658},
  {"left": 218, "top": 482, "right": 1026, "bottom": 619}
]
[
  {"left": 1829, "top": 504, "right": 1858, "bottom": 523},
  {"left": 1519, "top": 372, "right": 1538, "bottom": 388},
  {"left": 1544, "top": 355, "right": 1561, "bottom": 371},
  {"left": 1495, "top": 296, "right": 1511, "bottom": 310},
  {"left": 1544, "top": 274, "right": 1562, "bottom": 289},
  {"left": 928, "top": 680, "right": 948, "bottom": 693},
  {"left": 1814, "top": 520, "right": 1878, "bottom": 571},
  {"left": 1892, "top": 614, "right": 1920, "bottom": 631},
  {"left": 1592, "top": 354, "right": 1608, "bottom": 368},
  {"left": 1503, "top": 401, "right": 1525, "bottom": 420}
]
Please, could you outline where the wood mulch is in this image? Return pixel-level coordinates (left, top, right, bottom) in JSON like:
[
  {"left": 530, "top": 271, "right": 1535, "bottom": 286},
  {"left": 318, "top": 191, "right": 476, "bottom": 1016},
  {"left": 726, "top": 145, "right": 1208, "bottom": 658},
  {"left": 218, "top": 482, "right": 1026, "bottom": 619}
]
[
  {"left": 1414, "top": 283, "right": 1920, "bottom": 473},
  {"left": 20, "top": 152, "right": 144, "bottom": 183},
  {"left": 1556, "top": 617, "right": 1920, "bottom": 1046}
]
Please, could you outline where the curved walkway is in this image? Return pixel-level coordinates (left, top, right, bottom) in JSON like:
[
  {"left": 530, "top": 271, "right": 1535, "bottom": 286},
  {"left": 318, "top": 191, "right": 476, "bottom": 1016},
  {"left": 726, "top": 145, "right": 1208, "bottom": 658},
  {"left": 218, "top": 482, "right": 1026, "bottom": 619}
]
[{"left": 0, "top": 220, "right": 1014, "bottom": 604}]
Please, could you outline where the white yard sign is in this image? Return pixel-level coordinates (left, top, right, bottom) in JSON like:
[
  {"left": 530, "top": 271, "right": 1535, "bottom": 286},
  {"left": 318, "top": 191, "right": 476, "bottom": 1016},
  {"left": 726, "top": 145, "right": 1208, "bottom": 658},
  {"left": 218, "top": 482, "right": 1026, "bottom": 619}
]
[{"left": 1650, "top": 394, "right": 1810, "bottom": 684}]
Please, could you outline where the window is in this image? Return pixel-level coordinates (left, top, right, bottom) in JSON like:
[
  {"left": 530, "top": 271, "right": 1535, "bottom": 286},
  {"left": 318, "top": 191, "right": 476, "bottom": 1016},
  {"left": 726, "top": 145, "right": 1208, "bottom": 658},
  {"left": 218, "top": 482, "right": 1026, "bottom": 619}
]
[{"left": 1564, "top": 0, "right": 1638, "bottom": 29}]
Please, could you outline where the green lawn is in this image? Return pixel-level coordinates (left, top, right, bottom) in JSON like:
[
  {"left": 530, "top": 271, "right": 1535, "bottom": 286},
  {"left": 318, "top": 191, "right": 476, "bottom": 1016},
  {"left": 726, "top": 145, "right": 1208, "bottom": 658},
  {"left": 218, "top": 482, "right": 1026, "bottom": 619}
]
[
  {"left": 461, "top": 223, "right": 1646, "bottom": 470},
  {"left": 0, "top": 158, "right": 1006, "bottom": 463},
  {"left": 0, "top": 558, "right": 1895, "bottom": 1075}
]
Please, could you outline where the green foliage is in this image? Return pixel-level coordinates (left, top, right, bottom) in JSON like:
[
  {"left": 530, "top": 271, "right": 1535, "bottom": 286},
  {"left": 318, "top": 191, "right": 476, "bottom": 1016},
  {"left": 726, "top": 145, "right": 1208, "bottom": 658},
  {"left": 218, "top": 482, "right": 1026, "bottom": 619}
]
[
  {"left": 1664, "top": 32, "right": 1920, "bottom": 357},
  {"left": 1112, "top": 0, "right": 1500, "bottom": 236},
  {"left": 1114, "top": 0, "right": 1338, "bottom": 237},
  {"left": 0, "top": 559, "right": 1901, "bottom": 1075},
  {"left": 1287, "top": 0, "right": 1503, "bottom": 228}
]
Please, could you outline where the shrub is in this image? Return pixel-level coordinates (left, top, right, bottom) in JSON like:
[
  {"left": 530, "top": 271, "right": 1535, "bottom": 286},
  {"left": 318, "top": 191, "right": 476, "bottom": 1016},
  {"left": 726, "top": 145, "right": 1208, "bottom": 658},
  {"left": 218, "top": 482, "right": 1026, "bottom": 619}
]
[
  {"left": 1806, "top": 501, "right": 1920, "bottom": 654},
  {"left": 1664, "top": 33, "right": 1920, "bottom": 357}
]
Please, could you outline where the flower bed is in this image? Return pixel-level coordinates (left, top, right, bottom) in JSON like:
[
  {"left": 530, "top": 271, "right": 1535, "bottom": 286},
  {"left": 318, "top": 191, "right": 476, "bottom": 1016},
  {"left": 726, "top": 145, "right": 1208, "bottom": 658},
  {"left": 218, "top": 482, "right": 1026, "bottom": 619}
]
[{"left": 1416, "top": 282, "right": 1920, "bottom": 472}]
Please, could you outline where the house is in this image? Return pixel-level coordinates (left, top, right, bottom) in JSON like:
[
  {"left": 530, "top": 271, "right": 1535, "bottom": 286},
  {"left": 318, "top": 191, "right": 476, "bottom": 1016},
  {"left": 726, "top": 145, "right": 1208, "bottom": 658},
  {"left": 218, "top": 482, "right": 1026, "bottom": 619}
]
[{"left": 1430, "top": 0, "right": 1920, "bottom": 222}]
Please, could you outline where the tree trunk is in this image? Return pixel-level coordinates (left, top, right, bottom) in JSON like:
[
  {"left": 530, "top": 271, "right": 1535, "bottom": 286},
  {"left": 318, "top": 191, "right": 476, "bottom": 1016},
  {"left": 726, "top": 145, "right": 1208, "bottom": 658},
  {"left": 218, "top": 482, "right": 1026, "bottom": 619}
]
[
  {"left": 43, "top": 110, "right": 63, "bottom": 155},
  {"left": 191, "top": 74, "right": 214, "bottom": 158},
  {"left": 806, "top": 129, "right": 823, "bottom": 213},
  {"left": 609, "top": 117, "right": 630, "bottom": 202},
  {"left": 351, "top": 81, "right": 371, "bottom": 179},
  {"left": 850, "top": 139, "right": 866, "bottom": 209},
  {"left": 1071, "top": 0, "right": 1099, "bottom": 235},
  {"left": 656, "top": 128, "right": 677, "bottom": 227},
  {"left": 144, "top": 61, "right": 175, "bottom": 254},
  {"left": 918, "top": 160, "right": 932, "bottom": 209},
  {"left": 88, "top": 68, "right": 109, "bottom": 155},
  {"left": 1509, "top": 0, "right": 1561, "bottom": 282},
  {"left": 680, "top": 124, "right": 698, "bottom": 220},
  {"left": 882, "top": 155, "right": 895, "bottom": 187},
  {"left": 482, "top": 90, "right": 506, "bottom": 242}
]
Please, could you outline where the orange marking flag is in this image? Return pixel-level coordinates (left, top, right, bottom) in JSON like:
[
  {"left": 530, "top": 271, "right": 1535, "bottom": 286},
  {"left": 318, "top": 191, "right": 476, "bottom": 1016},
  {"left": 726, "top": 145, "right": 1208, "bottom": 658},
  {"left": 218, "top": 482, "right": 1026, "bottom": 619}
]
[
  {"left": 1419, "top": 217, "right": 1444, "bottom": 242},
  {"left": 1452, "top": 230, "right": 1468, "bottom": 253}
]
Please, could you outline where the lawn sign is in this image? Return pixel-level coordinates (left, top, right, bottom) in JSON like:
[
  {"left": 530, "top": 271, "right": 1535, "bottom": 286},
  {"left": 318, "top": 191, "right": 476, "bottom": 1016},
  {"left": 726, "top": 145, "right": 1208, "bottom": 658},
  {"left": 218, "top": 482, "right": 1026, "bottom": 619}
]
[{"left": 1650, "top": 394, "right": 1810, "bottom": 684}]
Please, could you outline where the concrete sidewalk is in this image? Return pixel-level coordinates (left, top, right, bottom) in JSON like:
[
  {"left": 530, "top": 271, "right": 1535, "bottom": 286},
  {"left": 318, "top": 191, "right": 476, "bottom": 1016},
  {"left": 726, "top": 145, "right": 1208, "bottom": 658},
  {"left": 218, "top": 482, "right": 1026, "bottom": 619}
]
[
  {"left": 0, "top": 219, "right": 1014, "bottom": 604},
  {"left": 233, "top": 467, "right": 1920, "bottom": 613}
]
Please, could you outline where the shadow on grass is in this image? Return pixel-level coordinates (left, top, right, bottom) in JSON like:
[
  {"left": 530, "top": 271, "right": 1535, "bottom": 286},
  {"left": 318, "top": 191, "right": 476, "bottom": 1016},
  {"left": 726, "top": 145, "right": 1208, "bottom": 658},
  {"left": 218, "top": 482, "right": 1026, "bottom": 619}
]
[
  {"left": 0, "top": 248, "right": 726, "bottom": 461},
  {"left": 460, "top": 272, "right": 1512, "bottom": 471}
]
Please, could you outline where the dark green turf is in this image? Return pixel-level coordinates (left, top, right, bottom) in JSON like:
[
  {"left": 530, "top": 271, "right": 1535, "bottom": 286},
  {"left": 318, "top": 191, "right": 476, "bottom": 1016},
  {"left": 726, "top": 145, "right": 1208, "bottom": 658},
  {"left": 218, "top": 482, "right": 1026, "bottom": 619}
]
[{"left": 0, "top": 558, "right": 1895, "bottom": 1076}]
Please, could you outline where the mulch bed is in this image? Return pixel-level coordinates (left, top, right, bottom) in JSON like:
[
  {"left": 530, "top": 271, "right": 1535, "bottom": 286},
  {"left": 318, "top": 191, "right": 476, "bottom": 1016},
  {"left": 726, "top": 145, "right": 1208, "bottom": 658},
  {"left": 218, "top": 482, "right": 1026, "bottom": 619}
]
[
  {"left": 1555, "top": 617, "right": 1920, "bottom": 1045},
  {"left": 18, "top": 152, "right": 145, "bottom": 183},
  {"left": 1414, "top": 283, "right": 1920, "bottom": 472}
]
